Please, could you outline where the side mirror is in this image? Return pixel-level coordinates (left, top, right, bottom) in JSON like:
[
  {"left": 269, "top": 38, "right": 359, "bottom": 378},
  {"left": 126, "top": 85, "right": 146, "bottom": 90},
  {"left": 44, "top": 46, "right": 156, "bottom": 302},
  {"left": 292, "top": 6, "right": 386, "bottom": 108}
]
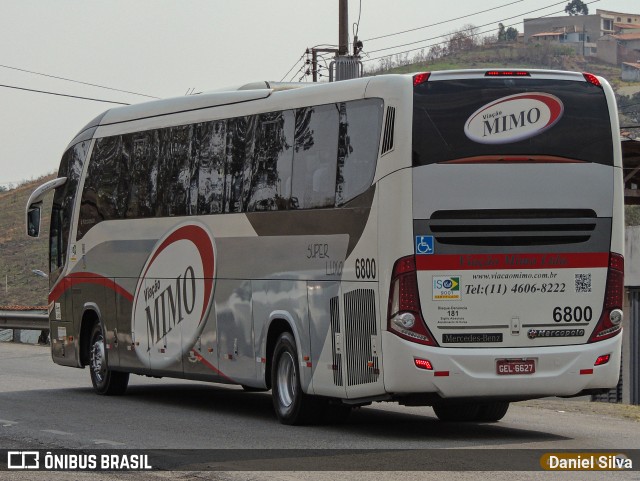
[
  {"left": 27, "top": 205, "right": 42, "bottom": 238},
  {"left": 25, "top": 176, "right": 67, "bottom": 239}
]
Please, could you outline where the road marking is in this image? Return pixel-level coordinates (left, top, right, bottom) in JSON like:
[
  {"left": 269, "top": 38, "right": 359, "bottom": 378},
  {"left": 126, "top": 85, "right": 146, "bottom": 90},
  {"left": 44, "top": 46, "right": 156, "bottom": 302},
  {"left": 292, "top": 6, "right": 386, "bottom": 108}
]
[
  {"left": 41, "top": 429, "right": 73, "bottom": 436},
  {"left": 0, "top": 419, "right": 18, "bottom": 427},
  {"left": 93, "top": 439, "right": 125, "bottom": 446}
]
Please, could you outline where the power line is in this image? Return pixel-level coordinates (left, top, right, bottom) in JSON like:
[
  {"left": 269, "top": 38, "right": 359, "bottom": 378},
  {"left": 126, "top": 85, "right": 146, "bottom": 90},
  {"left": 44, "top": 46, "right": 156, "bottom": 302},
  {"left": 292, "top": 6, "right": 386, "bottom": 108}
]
[
  {"left": 0, "top": 83, "right": 130, "bottom": 105},
  {"left": 280, "top": 52, "right": 307, "bottom": 82},
  {"left": 0, "top": 63, "right": 159, "bottom": 99},
  {"left": 367, "top": 0, "right": 575, "bottom": 56},
  {"left": 363, "top": 0, "right": 526, "bottom": 43}
]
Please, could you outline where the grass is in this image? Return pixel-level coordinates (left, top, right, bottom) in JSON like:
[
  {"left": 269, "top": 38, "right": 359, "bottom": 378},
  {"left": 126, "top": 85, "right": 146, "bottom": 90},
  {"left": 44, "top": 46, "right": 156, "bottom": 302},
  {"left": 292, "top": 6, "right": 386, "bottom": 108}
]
[{"left": 0, "top": 175, "right": 55, "bottom": 307}]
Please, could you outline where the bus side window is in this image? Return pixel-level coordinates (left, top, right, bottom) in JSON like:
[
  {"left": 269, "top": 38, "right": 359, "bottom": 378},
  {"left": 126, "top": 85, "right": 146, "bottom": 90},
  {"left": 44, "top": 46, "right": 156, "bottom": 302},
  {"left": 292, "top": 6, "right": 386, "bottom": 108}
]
[
  {"left": 194, "top": 120, "right": 226, "bottom": 215},
  {"left": 124, "top": 130, "right": 159, "bottom": 219},
  {"left": 247, "top": 110, "right": 294, "bottom": 212},
  {"left": 157, "top": 125, "right": 193, "bottom": 217},
  {"left": 225, "top": 117, "right": 248, "bottom": 213},
  {"left": 77, "top": 136, "right": 123, "bottom": 240},
  {"left": 336, "top": 99, "right": 383, "bottom": 206},
  {"left": 292, "top": 105, "right": 338, "bottom": 209}
]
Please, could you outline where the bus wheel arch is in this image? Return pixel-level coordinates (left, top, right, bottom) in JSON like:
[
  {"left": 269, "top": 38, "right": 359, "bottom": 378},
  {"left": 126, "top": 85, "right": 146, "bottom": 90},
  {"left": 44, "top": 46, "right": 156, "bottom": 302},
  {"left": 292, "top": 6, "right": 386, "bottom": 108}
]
[
  {"left": 79, "top": 309, "right": 100, "bottom": 367},
  {"left": 270, "top": 330, "right": 325, "bottom": 425},
  {"left": 265, "top": 318, "right": 294, "bottom": 390},
  {"left": 80, "top": 310, "right": 129, "bottom": 395}
]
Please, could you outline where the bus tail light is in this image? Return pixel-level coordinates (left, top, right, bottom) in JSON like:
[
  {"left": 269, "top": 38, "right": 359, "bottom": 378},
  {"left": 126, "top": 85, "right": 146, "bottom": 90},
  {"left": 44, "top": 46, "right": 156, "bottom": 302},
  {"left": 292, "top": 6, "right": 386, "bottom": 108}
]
[
  {"left": 589, "top": 253, "right": 624, "bottom": 343},
  {"left": 583, "top": 72, "right": 602, "bottom": 88},
  {"left": 413, "top": 72, "right": 430, "bottom": 87},
  {"left": 485, "top": 70, "right": 530, "bottom": 77},
  {"left": 387, "top": 255, "right": 438, "bottom": 346}
]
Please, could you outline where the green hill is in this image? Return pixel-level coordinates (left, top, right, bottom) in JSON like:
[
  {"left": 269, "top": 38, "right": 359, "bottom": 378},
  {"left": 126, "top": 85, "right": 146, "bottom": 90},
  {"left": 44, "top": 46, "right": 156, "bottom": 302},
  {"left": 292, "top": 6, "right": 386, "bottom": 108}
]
[{"left": 0, "top": 174, "right": 55, "bottom": 307}]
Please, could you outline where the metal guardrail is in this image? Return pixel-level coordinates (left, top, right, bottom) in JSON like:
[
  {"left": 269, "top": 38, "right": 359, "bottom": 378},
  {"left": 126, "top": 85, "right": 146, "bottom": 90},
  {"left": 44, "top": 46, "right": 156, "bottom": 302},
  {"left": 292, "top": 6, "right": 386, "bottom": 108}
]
[{"left": 0, "top": 310, "right": 48, "bottom": 330}]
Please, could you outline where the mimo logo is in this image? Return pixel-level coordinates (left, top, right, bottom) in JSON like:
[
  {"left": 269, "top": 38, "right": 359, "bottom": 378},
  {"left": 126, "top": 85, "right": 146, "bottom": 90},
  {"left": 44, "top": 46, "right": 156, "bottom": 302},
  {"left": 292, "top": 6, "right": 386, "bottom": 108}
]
[
  {"left": 465, "top": 92, "right": 564, "bottom": 144},
  {"left": 132, "top": 222, "right": 216, "bottom": 367}
]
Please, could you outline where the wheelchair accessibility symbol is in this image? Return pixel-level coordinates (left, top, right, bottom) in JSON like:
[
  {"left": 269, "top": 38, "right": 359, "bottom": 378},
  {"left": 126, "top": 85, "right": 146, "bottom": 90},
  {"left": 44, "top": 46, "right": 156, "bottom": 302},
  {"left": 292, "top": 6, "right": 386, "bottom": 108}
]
[{"left": 416, "top": 236, "right": 434, "bottom": 255}]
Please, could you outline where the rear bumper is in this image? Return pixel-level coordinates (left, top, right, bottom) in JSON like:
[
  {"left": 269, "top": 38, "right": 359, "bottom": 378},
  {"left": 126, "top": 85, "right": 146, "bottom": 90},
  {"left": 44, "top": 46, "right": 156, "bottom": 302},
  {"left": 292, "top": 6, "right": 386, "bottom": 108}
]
[{"left": 381, "top": 331, "right": 621, "bottom": 399}]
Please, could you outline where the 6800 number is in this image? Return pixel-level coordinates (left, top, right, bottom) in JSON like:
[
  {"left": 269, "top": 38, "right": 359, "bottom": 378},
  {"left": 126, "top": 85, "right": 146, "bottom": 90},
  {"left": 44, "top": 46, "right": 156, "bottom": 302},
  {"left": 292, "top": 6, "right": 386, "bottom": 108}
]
[
  {"left": 553, "top": 306, "right": 593, "bottom": 323},
  {"left": 355, "top": 258, "right": 376, "bottom": 279}
]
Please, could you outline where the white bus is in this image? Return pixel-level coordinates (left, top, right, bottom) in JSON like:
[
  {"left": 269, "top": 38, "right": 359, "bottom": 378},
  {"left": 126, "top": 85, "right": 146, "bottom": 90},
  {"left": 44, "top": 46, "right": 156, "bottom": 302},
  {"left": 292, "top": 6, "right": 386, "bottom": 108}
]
[{"left": 27, "top": 69, "right": 624, "bottom": 424}]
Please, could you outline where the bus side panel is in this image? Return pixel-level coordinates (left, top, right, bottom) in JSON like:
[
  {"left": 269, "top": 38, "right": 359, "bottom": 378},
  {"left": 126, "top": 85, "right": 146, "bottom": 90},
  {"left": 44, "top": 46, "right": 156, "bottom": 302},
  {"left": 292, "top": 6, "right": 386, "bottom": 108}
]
[
  {"left": 215, "top": 279, "right": 255, "bottom": 384},
  {"left": 307, "top": 281, "right": 346, "bottom": 398},
  {"left": 182, "top": 306, "right": 221, "bottom": 382},
  {"left": 50, "top": 278, "right": 79, "bottom": 367},
  {"left": 375, "top": 169, "right": 415, "bottom": 395},
  {"left": 115, "top": 281, "right": 146, "bottom": 371},
  {"left": 253, "top": 279, "right": 312, "bottom": 391}
]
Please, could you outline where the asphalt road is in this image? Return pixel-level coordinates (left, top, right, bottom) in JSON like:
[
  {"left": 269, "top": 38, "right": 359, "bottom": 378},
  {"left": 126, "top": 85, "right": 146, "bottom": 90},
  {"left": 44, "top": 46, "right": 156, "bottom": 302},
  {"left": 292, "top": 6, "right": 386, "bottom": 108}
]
[{"left": 1, "top": 341, "right": 638, "bottom": 481}]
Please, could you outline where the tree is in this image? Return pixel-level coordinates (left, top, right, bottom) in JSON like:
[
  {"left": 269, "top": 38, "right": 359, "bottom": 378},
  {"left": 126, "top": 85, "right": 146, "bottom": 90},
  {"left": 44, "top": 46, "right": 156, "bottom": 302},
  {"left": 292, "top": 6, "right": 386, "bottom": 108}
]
[
  {"left": 445, "top": 24, "right": 479, "bottom": 54},
  {"left": 505, "top": 27, "right": 519, "bottom": 41},
  {"left": 565, "top": 0, "right": 588, "bottom": 15},
  {"left": 498, "top": 23, "right": 506, "bottom": 41}
]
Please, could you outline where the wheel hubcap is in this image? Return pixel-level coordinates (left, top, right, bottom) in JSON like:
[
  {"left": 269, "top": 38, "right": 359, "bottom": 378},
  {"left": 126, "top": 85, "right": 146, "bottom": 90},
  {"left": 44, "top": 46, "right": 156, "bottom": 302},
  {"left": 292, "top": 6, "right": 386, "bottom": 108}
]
[
  {"left": 276, "top": 351, "right": 296, "bottom": 409},
  {"left": 90, "top": 332, "right": 106, "bottom": 384}
]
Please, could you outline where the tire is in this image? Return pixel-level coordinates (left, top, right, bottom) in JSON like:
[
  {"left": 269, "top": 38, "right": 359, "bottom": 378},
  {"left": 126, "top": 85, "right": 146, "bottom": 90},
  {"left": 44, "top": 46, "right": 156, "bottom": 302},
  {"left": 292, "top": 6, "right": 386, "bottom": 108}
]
[
  {"left": 476, "top": 402, "right": 510, "bottom": 422},
  {"left": 271, "top": 332, "right": 324, "bottom": 425},
  {"left": 433, "top": 403, "right": 481, "bottom": 422},
  {"left": 89, "top": 322, "right": 129, "bottom": 395}
]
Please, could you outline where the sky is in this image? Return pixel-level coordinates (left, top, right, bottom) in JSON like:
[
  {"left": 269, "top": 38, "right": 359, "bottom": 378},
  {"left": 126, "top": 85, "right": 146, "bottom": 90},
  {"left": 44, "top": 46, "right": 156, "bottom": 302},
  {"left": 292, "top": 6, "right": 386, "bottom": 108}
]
[{"left": 0, "top": 0, "right": 635, "bottom": 186}]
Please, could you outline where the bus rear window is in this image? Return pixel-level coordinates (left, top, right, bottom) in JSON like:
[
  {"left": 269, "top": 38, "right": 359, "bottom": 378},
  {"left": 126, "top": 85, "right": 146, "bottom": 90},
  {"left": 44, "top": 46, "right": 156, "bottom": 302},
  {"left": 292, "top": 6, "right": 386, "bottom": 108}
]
[{"left": 412, "top": 78, "right": 614, "bottom": 166}]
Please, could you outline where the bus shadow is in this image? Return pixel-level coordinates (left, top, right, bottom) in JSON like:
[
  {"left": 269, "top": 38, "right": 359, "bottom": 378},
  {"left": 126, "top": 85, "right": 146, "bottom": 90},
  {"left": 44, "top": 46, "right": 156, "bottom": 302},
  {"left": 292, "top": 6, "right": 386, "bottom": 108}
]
[{"left": 63, "top": 382, "right": 569, "bottom": 445}]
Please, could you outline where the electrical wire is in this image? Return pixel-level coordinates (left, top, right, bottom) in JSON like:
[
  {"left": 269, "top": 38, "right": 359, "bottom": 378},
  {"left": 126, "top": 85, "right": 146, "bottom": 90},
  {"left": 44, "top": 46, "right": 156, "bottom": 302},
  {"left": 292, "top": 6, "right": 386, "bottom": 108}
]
[
  {"left": 280, "top": 52, "right": 307, "bottom": 82},
  {"left": 363, "top": 0, "right": 525, "bottom": 43},
  {"left": 0, "top": 63, "right": 158, "bottom": 99},
  {"left": 354, "top": 0, "right": 363, "bottom": 38},
  {"left": 0, "top": 83, "right": 129, "bottom": 105}
]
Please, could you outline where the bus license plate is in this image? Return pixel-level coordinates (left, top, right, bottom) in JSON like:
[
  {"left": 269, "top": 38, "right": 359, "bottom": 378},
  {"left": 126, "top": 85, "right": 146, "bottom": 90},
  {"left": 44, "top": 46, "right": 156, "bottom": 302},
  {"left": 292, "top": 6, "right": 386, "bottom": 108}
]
[{"left": 496, "top": 359, "right": 535, "bottom": 375}]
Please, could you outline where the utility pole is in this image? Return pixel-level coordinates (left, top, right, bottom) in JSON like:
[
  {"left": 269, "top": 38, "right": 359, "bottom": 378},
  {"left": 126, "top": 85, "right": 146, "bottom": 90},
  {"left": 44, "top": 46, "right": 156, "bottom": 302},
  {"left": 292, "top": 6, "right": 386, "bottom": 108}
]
[
  {"left": 339, "top": 0, "right": 349, "bottom": 56},
  {"left": 306, "top": 0, "right": 363, "bottom": 82}
]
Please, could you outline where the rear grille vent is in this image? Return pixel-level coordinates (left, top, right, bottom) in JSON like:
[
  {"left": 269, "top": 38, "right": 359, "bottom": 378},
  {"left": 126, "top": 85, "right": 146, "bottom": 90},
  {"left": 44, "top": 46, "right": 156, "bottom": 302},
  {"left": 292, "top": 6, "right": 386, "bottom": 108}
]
[
  {"left": 343, "top": 289, "right": 379, "bottom": 386},
  {"left": 429, "top": 209, "right": 598, "bottom": 247},
  {"left": 329, "top": 296, "right": 343, "bottom": 387},
  {"left": 381, "top": 106, "right": 396, "bottom": 155}
]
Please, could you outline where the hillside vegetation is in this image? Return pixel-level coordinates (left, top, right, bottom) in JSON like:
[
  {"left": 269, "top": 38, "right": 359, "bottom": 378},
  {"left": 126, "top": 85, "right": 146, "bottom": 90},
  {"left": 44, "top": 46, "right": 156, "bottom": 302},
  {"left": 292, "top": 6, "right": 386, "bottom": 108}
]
[{"left": 0, "top": 174, "right": 54, "bottom": 306}]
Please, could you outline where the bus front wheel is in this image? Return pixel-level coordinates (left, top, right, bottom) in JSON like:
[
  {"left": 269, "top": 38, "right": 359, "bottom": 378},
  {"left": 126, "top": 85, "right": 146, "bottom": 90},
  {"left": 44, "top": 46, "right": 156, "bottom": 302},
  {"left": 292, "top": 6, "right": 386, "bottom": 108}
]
[
  {"left": 271, "top": 332, "right": 323, "bottom": 425},
  {"left": 88, "top": 322, "right": 129, "bottom": 395}
]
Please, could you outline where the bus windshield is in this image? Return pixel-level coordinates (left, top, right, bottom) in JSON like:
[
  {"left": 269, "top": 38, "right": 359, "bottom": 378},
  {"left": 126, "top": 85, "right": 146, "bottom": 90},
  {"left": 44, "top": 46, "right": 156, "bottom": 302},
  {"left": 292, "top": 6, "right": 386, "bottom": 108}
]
[{"left": 412, "top": 78, "right": 614, "bottom": 166}]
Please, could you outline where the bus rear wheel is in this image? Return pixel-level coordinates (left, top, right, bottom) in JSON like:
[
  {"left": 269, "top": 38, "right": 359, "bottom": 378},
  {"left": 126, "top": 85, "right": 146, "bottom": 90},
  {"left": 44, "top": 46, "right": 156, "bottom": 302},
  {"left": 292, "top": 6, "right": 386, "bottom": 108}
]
[
  {"left": 476, "top": 401, "right": 510, "bottom": 422},
  {"left": 271, "top": 332, "right": 323, "bottom": 425},
  {"left": 432, "top": 403, "right": 480, "bottom": 422},
  {"left": 88, "top": 322, "right": 129, "bottom": 395}
]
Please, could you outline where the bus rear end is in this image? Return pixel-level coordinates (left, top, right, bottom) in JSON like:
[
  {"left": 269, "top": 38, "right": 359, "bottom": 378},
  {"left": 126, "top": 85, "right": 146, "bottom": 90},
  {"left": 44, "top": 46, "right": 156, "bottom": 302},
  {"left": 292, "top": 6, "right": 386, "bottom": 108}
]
[{"left": 383, "top": 70, "right": 623, "bottom": 418}]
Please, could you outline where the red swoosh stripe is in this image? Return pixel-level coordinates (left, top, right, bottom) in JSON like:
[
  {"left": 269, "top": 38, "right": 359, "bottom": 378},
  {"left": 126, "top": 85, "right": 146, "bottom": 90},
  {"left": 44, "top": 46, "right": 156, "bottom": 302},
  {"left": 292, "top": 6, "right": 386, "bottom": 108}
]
[{"left": 49, "top": 272, "right": 133, "bottom": 303}]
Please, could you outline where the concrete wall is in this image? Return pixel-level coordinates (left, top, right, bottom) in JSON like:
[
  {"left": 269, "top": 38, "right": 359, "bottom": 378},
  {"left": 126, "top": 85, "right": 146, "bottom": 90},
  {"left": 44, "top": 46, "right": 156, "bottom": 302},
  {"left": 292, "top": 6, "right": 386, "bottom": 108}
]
[{"left": 626, "top": 226, "right": 640, "bottom": 287}]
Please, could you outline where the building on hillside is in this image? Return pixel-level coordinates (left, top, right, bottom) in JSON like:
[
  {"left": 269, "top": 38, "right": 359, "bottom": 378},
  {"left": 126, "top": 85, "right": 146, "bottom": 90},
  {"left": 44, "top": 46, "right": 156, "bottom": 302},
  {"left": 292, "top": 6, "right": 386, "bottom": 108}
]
[
  {"left": 598, "top": 33, "right": 640, "bottom": 66},
  {"left": 622, "top": 62, "right": 640, "bottom": 81},
  {"left": 523, "top": 9, "right": 640, "bottom": 60}
]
